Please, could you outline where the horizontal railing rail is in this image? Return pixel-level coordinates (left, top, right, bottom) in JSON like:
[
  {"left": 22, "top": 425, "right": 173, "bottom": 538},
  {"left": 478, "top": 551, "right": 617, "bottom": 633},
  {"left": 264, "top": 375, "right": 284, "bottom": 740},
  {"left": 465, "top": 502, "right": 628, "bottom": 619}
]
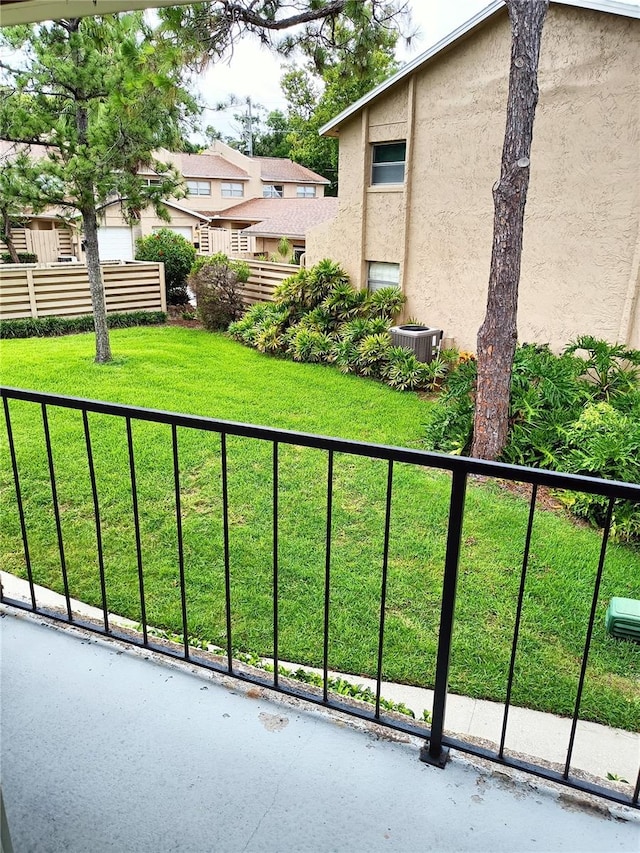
[{"left": 1, "top": 386, "right": 638, "bottom": 810}]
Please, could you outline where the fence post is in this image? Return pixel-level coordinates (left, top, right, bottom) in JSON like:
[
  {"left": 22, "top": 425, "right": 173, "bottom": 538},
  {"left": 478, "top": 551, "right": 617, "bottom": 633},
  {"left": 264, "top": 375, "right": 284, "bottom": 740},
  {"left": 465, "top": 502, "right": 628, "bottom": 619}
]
[
  {"left": 420, "top": 467, "right": 467, "bottom": 767},
  {"left": 158, "top": 262, "right": 167, "bottom": 313},
  {"left": 26, "top": 268, "right": 38, "bottom": 317}
]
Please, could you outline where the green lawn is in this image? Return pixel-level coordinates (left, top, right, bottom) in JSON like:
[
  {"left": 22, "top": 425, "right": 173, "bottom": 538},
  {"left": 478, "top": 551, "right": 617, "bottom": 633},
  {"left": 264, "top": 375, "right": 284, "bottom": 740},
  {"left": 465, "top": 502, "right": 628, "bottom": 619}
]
[{"left": 1, "top": 326, "right": 638, "bottom": 730}]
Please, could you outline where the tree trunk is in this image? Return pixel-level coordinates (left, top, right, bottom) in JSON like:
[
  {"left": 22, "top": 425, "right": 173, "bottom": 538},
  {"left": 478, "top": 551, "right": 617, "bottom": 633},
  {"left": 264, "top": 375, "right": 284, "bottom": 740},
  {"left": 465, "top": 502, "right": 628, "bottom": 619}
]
[
  {"left": 82, "top": 204, "right": 112, "bottom": 363},
  {"left": 75, "top": 97, "right": 112, "bottom": 363},
  {"left": 2, "top": 211, "right": 20, "bottom": 263},
  {"left": 471, "top": 0, "right": 548, "bottom": 460}
]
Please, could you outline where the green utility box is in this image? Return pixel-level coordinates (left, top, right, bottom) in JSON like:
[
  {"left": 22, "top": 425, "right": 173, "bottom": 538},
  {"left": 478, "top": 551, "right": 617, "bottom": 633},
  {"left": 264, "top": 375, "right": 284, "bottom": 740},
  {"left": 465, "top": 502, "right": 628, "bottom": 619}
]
[{"left": 605, "top": 597, "right": 640, "bottom": 641}]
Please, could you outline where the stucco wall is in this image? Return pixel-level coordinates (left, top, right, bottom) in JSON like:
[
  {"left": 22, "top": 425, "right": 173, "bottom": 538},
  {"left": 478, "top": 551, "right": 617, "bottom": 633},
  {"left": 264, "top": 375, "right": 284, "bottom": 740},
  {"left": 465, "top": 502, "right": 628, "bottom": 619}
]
[{"left": 307, "top": 6, "right": 640, "bottom": 352}]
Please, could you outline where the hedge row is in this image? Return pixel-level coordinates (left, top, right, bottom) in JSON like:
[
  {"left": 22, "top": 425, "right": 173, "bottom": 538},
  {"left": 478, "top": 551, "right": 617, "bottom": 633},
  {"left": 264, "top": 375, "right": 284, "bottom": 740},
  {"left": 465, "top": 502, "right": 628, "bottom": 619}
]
[{"left": 0, "top": 310, "right": 167, "bottom": 339}]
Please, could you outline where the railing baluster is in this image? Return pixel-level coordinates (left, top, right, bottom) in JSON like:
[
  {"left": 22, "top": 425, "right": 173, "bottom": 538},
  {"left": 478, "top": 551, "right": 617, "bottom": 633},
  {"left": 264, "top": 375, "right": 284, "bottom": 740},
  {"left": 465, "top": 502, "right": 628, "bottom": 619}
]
[
  {"left": 323, "top": 450, "right": 334, "bottom": 703},
  {"left": 1, "top": 387, "right": 637, "bottom": 811},
  {"left": 2, "top": 396, "right": 36, "bottom": 609},
  {"left": 41, "top": 403, "right": 72, "bottom": 621},
  {"left": 126, "top": 417, "right": 148, "bottom": 645},
  {"left": 499, "top": 483, "right": 538, "bottom": 758},
  {"left": 375, "top": 460, "right": 394, "bottom": 719},
  {"left": 273, "top": 441, "right": 279, "bottom": 688},
  {"left": 171, "top": 424, "right": 189, "bottom": 660},
  {"left": 221, "top": 432, "right": 233, "bottom": 673},
  {"left": 421, "top": 469, "right": 467, "bottom": 767},
  {"left": 563, "top": 496, "right": 615, "bottom": 779},
  {"left": 82, "top": 411, "right": 109, "bottom": 633}
]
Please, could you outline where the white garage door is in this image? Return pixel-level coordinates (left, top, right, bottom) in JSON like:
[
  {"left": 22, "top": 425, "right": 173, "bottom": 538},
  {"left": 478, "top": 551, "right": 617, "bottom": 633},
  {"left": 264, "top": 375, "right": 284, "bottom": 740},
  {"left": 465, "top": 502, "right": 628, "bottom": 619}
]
[
  {"left": 98, "top": 227, "right": 134, "bottom": 261},
  {"left": 152, "top": 226, "right": 193, "bottom": 242}
]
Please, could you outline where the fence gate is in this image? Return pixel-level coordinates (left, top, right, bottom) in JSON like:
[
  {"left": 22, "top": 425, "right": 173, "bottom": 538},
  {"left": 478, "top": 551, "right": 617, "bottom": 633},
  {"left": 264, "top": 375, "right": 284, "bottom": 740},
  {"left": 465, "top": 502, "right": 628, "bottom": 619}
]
[{"left": 26, "top": 230, "right": 60, "bottom": 263}]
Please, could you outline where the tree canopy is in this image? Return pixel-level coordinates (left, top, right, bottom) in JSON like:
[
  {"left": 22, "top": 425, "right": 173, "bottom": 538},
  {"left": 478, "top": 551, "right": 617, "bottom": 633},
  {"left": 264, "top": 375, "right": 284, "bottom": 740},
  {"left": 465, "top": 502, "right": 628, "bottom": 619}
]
[{"left": 0, "top": 14, "right": 199, "bottom": 361}]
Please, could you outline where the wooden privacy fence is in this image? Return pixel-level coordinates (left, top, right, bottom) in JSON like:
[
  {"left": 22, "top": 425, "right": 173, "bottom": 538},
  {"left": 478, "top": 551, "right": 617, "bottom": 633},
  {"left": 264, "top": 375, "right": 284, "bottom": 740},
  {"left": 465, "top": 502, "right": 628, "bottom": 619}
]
[
  {"left": 0, "top": 261, "right": 166, "bottom": 321},
  {"left": 0, "top": 227, "right": 75, "bottom": 263},
  {"left": 199, "top": 227, "right": 256, "bottom": 256},
  {"left": 232, "top": 258, "right": 297, "bottom": 306}
]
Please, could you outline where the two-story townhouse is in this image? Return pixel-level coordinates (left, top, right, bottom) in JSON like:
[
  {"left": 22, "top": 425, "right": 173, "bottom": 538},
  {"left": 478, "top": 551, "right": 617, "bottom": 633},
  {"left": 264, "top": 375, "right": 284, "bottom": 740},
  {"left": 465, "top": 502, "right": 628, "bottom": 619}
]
[
  {"left": 98, "top": 140, "right": 333, "bottom": 260},
  {"left": 306, "top": 0, "right": 640, "bottom": 352}
]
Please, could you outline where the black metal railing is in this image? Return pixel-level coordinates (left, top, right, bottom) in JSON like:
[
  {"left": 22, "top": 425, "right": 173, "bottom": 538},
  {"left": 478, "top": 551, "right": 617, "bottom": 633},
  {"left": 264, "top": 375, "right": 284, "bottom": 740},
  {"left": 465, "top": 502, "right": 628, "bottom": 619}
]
[{"left": 1, "top": 386, "right": 639, "bottom": 810}]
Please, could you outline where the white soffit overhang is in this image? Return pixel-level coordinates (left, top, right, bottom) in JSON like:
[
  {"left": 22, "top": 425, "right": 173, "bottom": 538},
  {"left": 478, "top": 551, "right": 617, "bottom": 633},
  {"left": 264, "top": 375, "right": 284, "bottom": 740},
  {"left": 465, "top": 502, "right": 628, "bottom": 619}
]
[{"left": 0, "top": 0, "right": 197, "bottom": 27}]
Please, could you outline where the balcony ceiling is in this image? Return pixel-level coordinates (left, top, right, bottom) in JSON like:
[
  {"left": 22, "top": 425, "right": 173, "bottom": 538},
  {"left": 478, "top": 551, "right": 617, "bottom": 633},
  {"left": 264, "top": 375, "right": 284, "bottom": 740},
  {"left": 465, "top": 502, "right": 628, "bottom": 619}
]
[{"left": 0, "top": 0, "right": 195, "bottom": 27}]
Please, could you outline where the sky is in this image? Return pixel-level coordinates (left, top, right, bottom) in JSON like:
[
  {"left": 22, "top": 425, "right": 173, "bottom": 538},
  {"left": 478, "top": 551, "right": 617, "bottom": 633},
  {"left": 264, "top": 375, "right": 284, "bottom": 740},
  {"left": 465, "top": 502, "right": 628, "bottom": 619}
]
[{"left": 196, "top": 0, "right": 491, "bottom": 138}]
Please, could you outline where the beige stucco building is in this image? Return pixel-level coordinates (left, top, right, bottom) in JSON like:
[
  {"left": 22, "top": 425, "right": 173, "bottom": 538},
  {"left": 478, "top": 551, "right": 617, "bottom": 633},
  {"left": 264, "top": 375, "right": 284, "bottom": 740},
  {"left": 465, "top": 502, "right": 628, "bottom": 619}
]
[
  {"left": 98, "top": 141, "right": 332, "bottom": 261},
  {"left": 306, "top": 0, "right": 640, "bottom": 352}
]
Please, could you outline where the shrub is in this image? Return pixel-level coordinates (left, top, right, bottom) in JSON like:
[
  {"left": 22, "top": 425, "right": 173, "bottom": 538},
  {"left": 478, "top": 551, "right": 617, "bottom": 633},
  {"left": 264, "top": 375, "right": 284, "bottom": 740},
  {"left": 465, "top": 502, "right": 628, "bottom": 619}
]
[
  {"left": 189, "top": 256, "right": 244, "bottom": 331},
  {"left": 191, "top": 252, "right": 250, "bottom": 283},
  {"left": 423, "top": 339, "right": 640, "bottom": 537},
  {"left": 356, "top": 332, "right": 391, "bottom": 378},
  {"left": 367, "top": 286, "right": 406, "bottom": 321},
  {"left": 504, "top": 344, "right": 589, "bottom": 468},
  {"left": 1, "top": 252, "right": 37, "bottom": 264},
  {"left": 232, "top": 258, "right": 411, "bottom": 392},
  {"left": 558, "top": 401, "right": 640, "bottom": 541},
  {"left": 135, "top": 229, "right": 196, "bottom": 305},
  {"left": 0, "top": 310, "right": 166, "bottom": 339},
  {"left": 564, "top": 335, "right": 640, "bottom": 400},
  {"left": 383, "top": 346, "right": 427, "bottom": 391}
]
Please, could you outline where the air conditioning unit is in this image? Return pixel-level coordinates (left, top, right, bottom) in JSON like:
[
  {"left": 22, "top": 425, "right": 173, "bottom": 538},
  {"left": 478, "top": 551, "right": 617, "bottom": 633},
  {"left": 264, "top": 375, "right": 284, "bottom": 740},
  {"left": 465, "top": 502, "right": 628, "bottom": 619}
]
[
  {"left": 389, "top": 325, "right": 443, "bottom": 364},
  {"left": 57, "top": 255, "right": 78, "bottom": 263}
]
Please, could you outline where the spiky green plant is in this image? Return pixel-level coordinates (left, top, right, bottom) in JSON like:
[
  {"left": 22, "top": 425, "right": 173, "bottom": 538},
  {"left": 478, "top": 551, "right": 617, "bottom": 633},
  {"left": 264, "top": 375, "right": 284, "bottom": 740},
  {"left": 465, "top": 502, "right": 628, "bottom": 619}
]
[
  {"left": 383, "top": 346, "right": 426, "bottom": 391},
  {"left": 356, "top": 332, "right": 392, "bottom": 378},
  {"left": 322, "top": 284, "right": 368, "bottom": 321},
  {"left": 306, "top": 258, "right": 350, "bottom": 305},
  {"left": 366, "top": 286, "right": 406, "bottom": 321}
]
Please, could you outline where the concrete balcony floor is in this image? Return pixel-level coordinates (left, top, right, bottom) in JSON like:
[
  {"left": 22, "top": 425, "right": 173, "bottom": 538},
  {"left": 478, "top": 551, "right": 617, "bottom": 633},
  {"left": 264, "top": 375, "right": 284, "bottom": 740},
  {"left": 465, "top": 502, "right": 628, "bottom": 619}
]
[{"left": 2, "top": 607, "right": 639, "bottom": 853}]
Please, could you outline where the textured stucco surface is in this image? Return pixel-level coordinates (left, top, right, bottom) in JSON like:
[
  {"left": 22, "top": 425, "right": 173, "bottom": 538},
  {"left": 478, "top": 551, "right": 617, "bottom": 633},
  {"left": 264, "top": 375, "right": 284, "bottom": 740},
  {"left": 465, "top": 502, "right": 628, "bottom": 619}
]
[{"left": 306, "top": 6, "right": 640, "bottom": 351}]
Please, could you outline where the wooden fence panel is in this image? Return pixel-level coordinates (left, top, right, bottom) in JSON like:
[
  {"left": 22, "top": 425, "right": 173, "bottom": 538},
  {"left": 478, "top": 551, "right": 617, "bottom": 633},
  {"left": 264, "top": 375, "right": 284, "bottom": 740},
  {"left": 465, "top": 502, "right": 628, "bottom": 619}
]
[
  {"left": 0, "top": 261, "right": 165, "bottom": 321},
  {"left": 0, "top": 228, "right": 76, "bottom": 262},
  {"left": 232, "top": 258, "right": 297, "bottom": 306}
]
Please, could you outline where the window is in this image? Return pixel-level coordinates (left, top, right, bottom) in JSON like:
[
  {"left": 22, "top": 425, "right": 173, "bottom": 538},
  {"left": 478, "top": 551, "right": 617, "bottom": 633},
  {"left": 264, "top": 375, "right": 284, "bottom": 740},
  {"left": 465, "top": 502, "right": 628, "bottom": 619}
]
[
  {"left": 296, "top": 185, "right": 316, "bottom": 198},
  {"left": 371, "top": 142, "right": 406, "bottom": 185},
  {"left": 187, "top": 180, "right": 211, "bottom": 196},
  {"left": 144, "top": 177, "right": 163, "bottom": 187},
  {"left": 367, "top": 261, "right": 400, "bottom": 292},
  {"left": 221, "top": 182, "right": 244, "bottom": 198},
  {"left": 263, "top": 184, "right": 283, "bottom": 198}
]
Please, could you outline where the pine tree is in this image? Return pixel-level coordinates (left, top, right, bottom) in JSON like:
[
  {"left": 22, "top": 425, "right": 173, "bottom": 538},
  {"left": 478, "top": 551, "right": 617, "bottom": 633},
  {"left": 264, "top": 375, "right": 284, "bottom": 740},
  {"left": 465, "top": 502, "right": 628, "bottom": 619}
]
[{"left": 0, "top": 15, "right": 197, "bottom": 362}]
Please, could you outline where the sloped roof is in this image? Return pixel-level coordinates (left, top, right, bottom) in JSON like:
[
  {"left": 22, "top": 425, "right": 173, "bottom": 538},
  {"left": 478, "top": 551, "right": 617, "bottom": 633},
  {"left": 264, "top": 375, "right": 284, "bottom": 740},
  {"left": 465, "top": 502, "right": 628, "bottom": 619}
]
[
  {"left": 139, "top": 153, "right": 250, "bottom": 181},
  {"left": 254, "top": 157, "right": 330, "bottom": 185},
  {"left": 206, "top": 197, "right": 339, "bottom": 239},
  {"left": 319, "top": 0, "right": 640, "bottom": 137}
]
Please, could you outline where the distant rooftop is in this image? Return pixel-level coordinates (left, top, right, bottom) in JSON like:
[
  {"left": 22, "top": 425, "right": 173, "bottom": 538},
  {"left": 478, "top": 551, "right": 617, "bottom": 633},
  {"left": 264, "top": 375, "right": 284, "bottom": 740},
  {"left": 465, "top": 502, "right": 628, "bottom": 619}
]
[
  {"left": 253, "top": 156, "right": 330, "bottom": 185},
  {"left": 206, "top": 197, "right": 339, "bottom": 238}
]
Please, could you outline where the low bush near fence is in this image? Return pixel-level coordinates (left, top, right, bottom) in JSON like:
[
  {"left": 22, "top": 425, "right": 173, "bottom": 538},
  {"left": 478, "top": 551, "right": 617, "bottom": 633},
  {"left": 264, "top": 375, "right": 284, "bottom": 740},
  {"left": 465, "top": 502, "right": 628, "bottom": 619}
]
[
  {"left": 136, "top": 229, "right": 195, "bottom": 305},
  {"left": 1, "top": 252, "right": 38, "bottom": 264},
  {"left": 0, "top": 310, "right": 166, "bottom": 339},
  {"left": 189, "top": 253, "right": 250, "bottom": 331}
]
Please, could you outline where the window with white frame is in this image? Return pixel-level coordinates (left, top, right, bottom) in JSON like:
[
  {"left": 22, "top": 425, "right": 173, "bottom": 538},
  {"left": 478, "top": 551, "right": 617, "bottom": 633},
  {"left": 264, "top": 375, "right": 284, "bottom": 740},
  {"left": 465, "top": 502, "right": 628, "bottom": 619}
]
[
  {"left": 263, "top": 184, "right": 283, "bottom": 198},
  {"left": 367, "top": 261, "right": 400, "bottom": 292},
  {"left": 296, "top": 185, "right": 316, "bottom": 198},
  {"left": 221, "top": 182, "right": 244, "bottom": 198},
  {"left": 144, "top": 177, "right": 163, "bottom": 187},
  {"left": 187, "top": 180, "right": 211, "bottom": 196},
  {"left": 371, "top": 141, "right": 406, "bottom": 185}
]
